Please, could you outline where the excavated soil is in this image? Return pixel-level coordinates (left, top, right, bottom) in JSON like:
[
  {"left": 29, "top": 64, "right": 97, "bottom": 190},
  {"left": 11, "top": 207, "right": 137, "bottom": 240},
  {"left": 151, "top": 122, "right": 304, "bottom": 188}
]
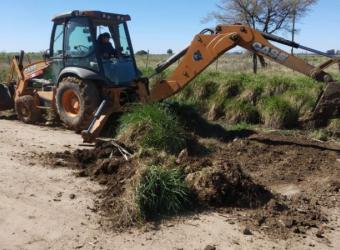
[{"left": 40, "top": 130, "right": 340, "bottom": 239}]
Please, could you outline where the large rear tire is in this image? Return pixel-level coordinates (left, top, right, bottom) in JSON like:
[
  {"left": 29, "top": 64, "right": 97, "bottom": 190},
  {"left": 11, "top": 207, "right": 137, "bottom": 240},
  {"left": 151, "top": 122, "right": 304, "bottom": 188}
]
[
  {"left": 15, "top": 95, "right": 41, "bottom": 124},
  {"left": 56, "top": 77, "right": 100, "bottom": 131},
  {"left": 0, "top": 83, "right": 14, "bottom": 111}
]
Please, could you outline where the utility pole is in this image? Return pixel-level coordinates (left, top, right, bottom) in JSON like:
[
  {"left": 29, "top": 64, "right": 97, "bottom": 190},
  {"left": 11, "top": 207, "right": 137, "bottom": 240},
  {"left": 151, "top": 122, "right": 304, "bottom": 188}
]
[
  {"left": 146, "top": 50, "right": 150, "bottom": 69},
  {"left": 291, "top": 1, "right": 297, "bottom": 55}
]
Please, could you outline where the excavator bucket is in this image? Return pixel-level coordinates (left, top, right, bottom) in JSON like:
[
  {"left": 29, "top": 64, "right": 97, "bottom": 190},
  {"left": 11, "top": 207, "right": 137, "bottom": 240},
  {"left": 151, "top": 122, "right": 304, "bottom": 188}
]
[
  {"left": 310, "top": 82, "right": 340, "bottom": 123},
  {"left": 0, "top": 83, "right": 14, "bottom": 111}
]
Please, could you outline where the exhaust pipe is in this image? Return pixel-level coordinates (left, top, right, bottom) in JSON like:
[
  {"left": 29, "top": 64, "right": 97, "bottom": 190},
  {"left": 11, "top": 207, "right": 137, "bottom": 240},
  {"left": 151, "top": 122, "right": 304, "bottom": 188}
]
[{"left": 0, "top": 83, "right": 14, "bottom": 111}]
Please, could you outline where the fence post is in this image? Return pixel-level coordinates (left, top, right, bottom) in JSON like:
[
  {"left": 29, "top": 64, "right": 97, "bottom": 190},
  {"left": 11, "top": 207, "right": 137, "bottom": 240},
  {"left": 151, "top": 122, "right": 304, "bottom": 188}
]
[{"left": 146, "top": 50, "right": 150, "bottom": 69}]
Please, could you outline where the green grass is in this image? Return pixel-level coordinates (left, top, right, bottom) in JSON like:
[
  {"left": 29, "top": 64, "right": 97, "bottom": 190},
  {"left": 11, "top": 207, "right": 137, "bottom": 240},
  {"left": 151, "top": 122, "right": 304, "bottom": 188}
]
[
  {"left": 310, "top": 129, "right": 329, "bottom": 141},
  {"left": 226, "top": 122, "right": 252, "bottom": 131},
  {"left": 225, "top": 100, "right": 259, "bottom": 124},
  {"left": 282, "top": 89, "right": 318, "bottom": 115},
  {"left": 135, "top": 165, "right": 191, "bottom": 219},
  {"left": 172, "top": 70, "right": 324, "bottom": 129},
  {"left": 117, "top": 103, "right": 187, "bottom": 154},
  {"left": 260, "top": 96, "right": 299, "bottom": 129}
]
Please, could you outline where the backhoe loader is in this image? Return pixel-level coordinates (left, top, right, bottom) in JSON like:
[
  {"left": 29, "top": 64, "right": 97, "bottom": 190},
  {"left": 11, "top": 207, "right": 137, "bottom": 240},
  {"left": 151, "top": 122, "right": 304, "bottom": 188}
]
[{"left": 1, "top": 10, "right": 340, "bottom": 142}]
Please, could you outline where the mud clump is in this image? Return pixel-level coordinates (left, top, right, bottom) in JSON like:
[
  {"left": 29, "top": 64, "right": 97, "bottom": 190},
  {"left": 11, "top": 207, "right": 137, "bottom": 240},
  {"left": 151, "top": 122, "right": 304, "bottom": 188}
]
[
  {"left": 185, "top": 163, "right": 271, "bottom": 207},
  {"left": 246, "top": 195, "right": 328, "bottom": 239}
]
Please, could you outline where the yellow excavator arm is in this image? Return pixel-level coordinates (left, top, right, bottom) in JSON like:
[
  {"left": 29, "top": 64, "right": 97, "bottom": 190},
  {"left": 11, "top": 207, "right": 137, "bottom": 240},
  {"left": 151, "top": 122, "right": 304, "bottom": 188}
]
[{"left": 149, "top": 24, "right": 337, "bottom": 102}]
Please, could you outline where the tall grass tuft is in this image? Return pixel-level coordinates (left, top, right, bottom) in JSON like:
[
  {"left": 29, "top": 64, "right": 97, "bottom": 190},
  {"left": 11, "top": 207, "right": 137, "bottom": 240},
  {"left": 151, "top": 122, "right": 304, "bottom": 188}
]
[
  {"left": 225, "top": 100, "right": 260, "bottom": 124},
  {"left": 117, "top": 103, "right": 187, "bottom": 154},
  {"left": 135, "top": 165, "right": 191, "bottom": 219},
  {"left": 261, "top": 96, "right": 299, "bottom": 129}
]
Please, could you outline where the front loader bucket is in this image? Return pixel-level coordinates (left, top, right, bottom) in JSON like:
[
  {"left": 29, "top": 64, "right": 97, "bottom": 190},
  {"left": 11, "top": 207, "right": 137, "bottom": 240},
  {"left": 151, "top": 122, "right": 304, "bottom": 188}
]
[
  {"left": 0, "top": 83, "right": 14, "bottom": 111},
  {"left": 311, "top": 82, "right": 340, "bottom": 122}
]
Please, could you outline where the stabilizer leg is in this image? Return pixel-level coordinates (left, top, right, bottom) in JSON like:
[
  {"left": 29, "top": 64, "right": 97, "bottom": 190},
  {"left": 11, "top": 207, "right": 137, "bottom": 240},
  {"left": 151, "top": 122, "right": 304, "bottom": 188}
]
[{"left": 81, "top": 99, "right": 114, "bottom": 143}]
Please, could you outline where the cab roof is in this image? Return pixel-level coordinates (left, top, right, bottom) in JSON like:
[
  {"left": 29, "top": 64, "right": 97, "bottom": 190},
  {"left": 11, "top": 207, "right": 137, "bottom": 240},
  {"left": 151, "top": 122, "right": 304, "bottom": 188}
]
[{"left": 52, "top": 10, "right": 131, "bottom": 22}]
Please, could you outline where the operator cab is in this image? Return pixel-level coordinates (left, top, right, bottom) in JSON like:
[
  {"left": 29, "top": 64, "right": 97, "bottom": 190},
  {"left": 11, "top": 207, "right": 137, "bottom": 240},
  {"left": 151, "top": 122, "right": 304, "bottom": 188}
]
[{"left": 50, "top": 10, "right": 139, "bottom": 86}]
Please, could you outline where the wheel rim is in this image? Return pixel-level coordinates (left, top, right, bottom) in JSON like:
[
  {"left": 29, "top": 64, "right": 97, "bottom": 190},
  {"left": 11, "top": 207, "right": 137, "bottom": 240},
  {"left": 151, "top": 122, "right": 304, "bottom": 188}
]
[{"left": 61, "top": 89, "right": 81, "bottom": 116}]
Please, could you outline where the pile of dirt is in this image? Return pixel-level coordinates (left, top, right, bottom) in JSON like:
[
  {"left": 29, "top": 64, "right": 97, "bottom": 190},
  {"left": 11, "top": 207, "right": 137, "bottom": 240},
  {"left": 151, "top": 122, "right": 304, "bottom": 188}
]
[
  {"left": 41, "top": 130, "right": 339, "bottom": 238},
  {"left": 185, "top": 162, "right": 272, "bottom": 207},
  {"left": 245, "top": 194, "right": 328, "bottom": 239},
  {"left": 215, "top": 132, "right": 340, "bottom": 238},
  {"left": 44, "top": 141, "right": 143, "bottom": 229},
  {"left": 51, "top": 141, "right": 138, "bottom": 192}
]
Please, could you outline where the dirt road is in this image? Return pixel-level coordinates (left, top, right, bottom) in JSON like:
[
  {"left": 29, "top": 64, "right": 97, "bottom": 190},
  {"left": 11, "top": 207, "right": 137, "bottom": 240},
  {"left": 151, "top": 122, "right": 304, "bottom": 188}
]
[{"left": 0, "top": 119, "right": 339, "bottom": 250}]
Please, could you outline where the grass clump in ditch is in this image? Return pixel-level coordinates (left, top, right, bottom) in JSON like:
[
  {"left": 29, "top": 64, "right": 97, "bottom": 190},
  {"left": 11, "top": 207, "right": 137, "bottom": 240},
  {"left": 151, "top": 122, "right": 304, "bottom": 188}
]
[
  {"left": 310, "top": 129, "right": 329, "bottom": 141},
  {"left": 282, "top": 89, "right": 317, "bottom": 116},
  {"left": 261, "top": 96, "right": 299, "bottom": 129},
  {"left": 117, "top": 103, "right": 187, "bottom": 154},
  {"left": 135, "top": 165, "right": 191, "bottom": 219},
  {"left": 225, "top": 100, "right": 260, "bottom": 124}
]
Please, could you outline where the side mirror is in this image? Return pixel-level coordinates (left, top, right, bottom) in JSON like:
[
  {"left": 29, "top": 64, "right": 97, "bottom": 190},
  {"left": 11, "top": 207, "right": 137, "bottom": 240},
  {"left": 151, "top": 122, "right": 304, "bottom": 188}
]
[{"left": 43, "top": 49, "right": 50, "bottom": 60}]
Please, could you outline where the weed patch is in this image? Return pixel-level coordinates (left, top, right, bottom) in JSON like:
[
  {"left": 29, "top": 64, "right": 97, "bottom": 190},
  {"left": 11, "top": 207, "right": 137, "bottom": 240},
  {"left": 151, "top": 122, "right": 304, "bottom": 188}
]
[
  {"left": 225, "top": 100, "right": 260, "bottom": 124},
  {"left": 136, "top": 165, "right": 191, "bottom": 219},
  {"left": 117, "top": 104, "right": 187, "bottom": 154},
  {"left": 261, "top": 96, "right": 299, "bottom": 129}
]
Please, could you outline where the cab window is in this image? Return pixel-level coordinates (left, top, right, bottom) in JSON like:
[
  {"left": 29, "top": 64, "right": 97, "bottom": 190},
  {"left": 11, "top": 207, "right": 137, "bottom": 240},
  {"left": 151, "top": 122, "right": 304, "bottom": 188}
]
[
  {"left": 52, "top": 23, "right": 64, "bottom": 57},
  {"left": 64, "top": 17, "right": 98, "bottom": 71},
  {"left": 65, "top": 18, "right": 94, "bottom": 57}
]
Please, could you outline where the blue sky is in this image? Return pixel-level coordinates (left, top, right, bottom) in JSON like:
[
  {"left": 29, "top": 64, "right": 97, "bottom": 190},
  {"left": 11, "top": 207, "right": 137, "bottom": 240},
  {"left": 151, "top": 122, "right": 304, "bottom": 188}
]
[{"left": 0, "top": 0, "right": 339, "bottom": 54}]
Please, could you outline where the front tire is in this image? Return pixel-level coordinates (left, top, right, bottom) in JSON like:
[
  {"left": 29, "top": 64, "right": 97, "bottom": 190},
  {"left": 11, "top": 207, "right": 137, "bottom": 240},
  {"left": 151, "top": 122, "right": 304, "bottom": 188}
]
[{"left": 56, "top": 77, "right": 100, "bottom": 131}]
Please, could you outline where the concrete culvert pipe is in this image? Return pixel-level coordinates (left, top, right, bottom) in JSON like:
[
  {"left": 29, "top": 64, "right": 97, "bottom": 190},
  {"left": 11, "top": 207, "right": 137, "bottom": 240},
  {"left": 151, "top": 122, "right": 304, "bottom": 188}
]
[{"left": 0, "top": 83, "right": 14, "bottom": 111}]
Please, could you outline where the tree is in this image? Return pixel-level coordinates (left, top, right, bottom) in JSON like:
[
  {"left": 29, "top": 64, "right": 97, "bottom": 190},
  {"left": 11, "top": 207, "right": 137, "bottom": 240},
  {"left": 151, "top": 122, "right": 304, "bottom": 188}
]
[
  {"left": 135, "top": 50, "right": 149, "bottom": 56},
  {"left": 167, "top": 49, "right": 174, "bottom": 56},
  {"left": 206, "top": 0, "right": 318, "bottom": 73}
]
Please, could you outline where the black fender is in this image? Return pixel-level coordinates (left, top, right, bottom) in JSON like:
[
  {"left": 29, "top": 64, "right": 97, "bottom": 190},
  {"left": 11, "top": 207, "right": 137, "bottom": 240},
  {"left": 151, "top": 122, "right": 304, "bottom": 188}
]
[
  {"left": 0, "top": 83, "right": 14, "bottom": 111},
  {"left": 57, "top": 67, "right": 105, "bottom": 86}
]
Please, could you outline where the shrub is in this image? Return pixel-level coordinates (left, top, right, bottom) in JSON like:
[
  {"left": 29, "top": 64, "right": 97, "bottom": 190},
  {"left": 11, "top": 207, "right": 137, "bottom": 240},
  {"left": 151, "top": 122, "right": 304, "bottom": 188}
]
[
  {"left": 264, "top": 75, "right": 295, "bottom": 96},
  {"left": 225, "top": 100, "right": 260, "bottom": 124},
  {"left": 261, "top": 96, "right": 298, "bottom": 129},
  {"left": 135, "top": 165, "right": 191, "bottom": 219},
  {"left": 283, "top": 89, "right": 316, "bottom": 115},
  {"left": 135, "top": 50, "right": 148, "bottom": 56},
  {"left": 310, "top": 129, "right": 329, "bottom": 141},
  {"left": 326, "top": 118, "right": 340, "bottom": 138},
  {"left": 194, "top": 81, "right": 218, "bottom": 99},
  {"left": 117, "top": 103, "right": 187, "bottom": 154}
]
